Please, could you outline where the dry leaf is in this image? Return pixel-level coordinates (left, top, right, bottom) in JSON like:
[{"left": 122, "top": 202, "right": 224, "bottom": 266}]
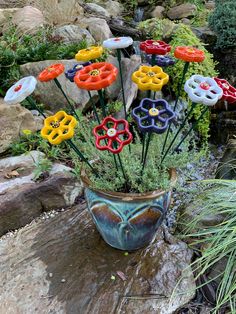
[
  {"left": 116, "top": 271, "right": 127, "bottom": 281},
  {"left": 4, "top": 170, "right": 20, "bottom": 179}
]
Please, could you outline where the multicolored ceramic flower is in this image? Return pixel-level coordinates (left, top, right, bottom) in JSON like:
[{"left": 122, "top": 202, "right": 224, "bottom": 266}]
[
  {"left": 132, "top": 98, "right": 175, "bottom": 134},
  {"left": 41, "top": 111, "right": 77, "bottom": 145},
  {"left": 132, "top": 65, "right": 169, "bottom": 91},
  {"left": 174, "top": 46, "right": 205, "bottom": 63},
  {"left": 38, "top": 64, "right": 65, "bottom": 82},
  {"left": 146, "top": 55, "right": 175, "bottom": 67},
  {"left": 184, "top": 75, "right": 223, "bottom": 106},
  {"left": 65, "top": 62, "right": 91, "bottom": 82},
  {"left": 74, "top": 62, "right": 118, "bottom": 91},
  {"left": 4, "top": 76, "right": 37, "bottom": 105},
  {"left": 140, "top": 40, "right": 171, "bottom": 55},
  {"left": 103, "top": 37, "right": 133, "bottom": 49},
  {"left": 214, "top": 77, "right": 236, "bottom": 104},
  {"left": 75, "top": 46, "right": 103, "bottom": 62},
  {"left": 93, "top": 116, "right": 133, "bottom": 154}
]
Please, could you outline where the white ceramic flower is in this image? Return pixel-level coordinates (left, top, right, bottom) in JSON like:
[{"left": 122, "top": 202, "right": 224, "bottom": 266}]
[
  {"left": 184, "top": 74, "right": 223, "bottom": 106},
  {"left": 4, "top": 76, "right": 37, "bottom": 105},
  {"left": 103, "top": 37, "right": 133, "bottom": 50}
]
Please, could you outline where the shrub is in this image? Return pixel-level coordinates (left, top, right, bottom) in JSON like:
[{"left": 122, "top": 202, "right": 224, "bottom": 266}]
[{"left": 209, "top": 0, "right": 236, "bottom": 49}]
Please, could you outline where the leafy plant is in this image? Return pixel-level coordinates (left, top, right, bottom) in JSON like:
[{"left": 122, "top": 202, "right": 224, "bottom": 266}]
[
  {"left": 179, "top": 179, "right": 236, "bottom": 313},
  {"left": 33, "top": 158, "right": 53, "bottom": 181},
  {"left": 209, "top": 0, "right": 236, "bottom": 49}
]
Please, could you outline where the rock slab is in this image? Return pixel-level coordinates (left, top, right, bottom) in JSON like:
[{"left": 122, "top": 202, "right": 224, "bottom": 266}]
[
  {"left": 167, "top": 3, "right": 197, "bottom": 20},
  {"left": 0, "top": 203, "right": 195, "bottom": 313},
  {"left": 0, "top": 151, "right": 82, "bottom": 236}
]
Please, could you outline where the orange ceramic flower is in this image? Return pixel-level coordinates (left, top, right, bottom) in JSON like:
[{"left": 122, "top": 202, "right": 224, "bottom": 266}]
[
  {"left": 41, "top": 111, "right": 77, "bottom": 145},
  {"left": 75, "top": 46, "right": 103, "bottom": 62},
  {"left": 74, "top": 62, "right": 118, "bottom": 91},
  {"left": 132, "top": 65, "right": 169, "bottom": 91},
  {"left": 174, "top": 46, "right": 205, "bottom": 63},
  {"left": 38, "top": 64, "right": 65, "bottom": 82}
]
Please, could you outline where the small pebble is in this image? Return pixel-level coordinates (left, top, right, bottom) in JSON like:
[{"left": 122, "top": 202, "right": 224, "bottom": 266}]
[
  {"left": 111, "top": 275, "right": 116, "bottom": 280},
  {"left": 49, "top": 273, "right": 53, "bottom": 278},
  {"left": 124, "top": 252, "right": 129, "bottom": 256},
  {"left": 61, "top": 279, "right": 66, "bottom": 283}
]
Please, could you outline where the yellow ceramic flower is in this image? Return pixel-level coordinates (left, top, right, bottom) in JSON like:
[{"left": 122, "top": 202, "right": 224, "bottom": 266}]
[
  {"left": 75, "top": 46, "right": 103, "bottom": 62},
  {"left": 132, "top": 65, "right": 169, "bottom": 91},
  {"left": 41, "top": 111, "right": 77, "bottom": 145}
]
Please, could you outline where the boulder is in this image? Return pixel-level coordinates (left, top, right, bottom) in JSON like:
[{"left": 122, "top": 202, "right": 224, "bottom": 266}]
[
  {"left": 151, "top": 6, "right": 165, "bottom": 19},
  {"left": 205, "top": 1, "right": 215, "bottom": 10},
  {"left": 20, "top": 59, "right": 96, "bottom": 112},
  {"left": 0, "top": 0, "right": 26, "bottom": 8},
  {"left": 167, "top": 3, "right": 197, "bottom": 20},
  {"left": 104, "top": 0, "right": 123, "bottom": 17},
  {"left": 0, "top": 203, "right": 195, "bottom": 313},
  {"left": 0, "top": 100, "right": 38, "bottom": 154},
  {"left": 0, "top": 151, "right": 82, "bottom": 236},
  {"left": 85, "top": 3, "right": 110, "bottom": 18},
  {"left": 53, "top": 25, "right": 95, "bottom": 45},
  {"left": 12, "top": 6, "right": 45, "bottom": 34},
  {"left": 79, "top": 17, "right": 113, "bottom": 42}
]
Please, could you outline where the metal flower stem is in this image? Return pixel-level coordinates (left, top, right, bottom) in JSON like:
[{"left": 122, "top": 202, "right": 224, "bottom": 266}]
[
  {"left": 97, "top": 89, "right": 107, "bottom": 118},
  {"left": 53, "top": 78, "right": 79, "bottom": 120},
  {"left": 141, "top": 132, "right": 152, "bottom": 176},
  {"left": 26, "top": 95, "right": 46, "bottom": 118},
  {"left": 151, "top": 54, "right": 156, "bottom": 66},
  {"left": 88, "top": 91, "right": 100, "bottom": 124},
  {"left": 67, "top": 139, "right": 98, "bottom": 176},
  {"left": 153, "top": 91, "right": 156, "bottom": 99},
  {"left": 161, "top": 61, "right": 190, "bottom": 155},
  {"left": 147, "top": 90, "right": 152, "bottom": 98},
  {"left": 173, "top": 106, "right": 209, "bottom": 154},
  {"left": 160, "top": 102, "right": 197, "bottom": 165},
  {"left": 141, "top": 132, "right": 146, "bottom": 163},
  {"left": 117, "top": 153, "right": 128, "bottom": 190},
  {"left": 117, "top": 49, "right": 127, "bottom": 120}
]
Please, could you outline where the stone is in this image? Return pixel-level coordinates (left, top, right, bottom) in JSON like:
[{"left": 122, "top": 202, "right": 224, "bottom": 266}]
[
  {"left": 182, "top": 18, "right": 191, "bottom": 25},
  {"left": 79, "top": 17, "right": 113, "bottom": 42},
  {"left": 205, "top": 1, "right": 215, "bottom": 10},
  {"left": 192, "top": 26, "right": 217, "bottom": 46},
  {"left": 0, "top": 151, "right": 83, "bottom": 236},
  {"left": 151, "top": 6, "right": 165, "bottom": 19},
  {"left": 211, "top": 111, "right": 236, "bottom": 144},
  {"left": 53, "top": 25, "right": 95, "bottom": 45},
  {"left": 31, "top": 0, "right": 84, "bottom": 25},
  {"left": 0, "top": 203, "right": 195, "bottom": 313},
  {"left": 12, "top": 6, "right": 45, "bottom": 34},
  {"left": 0, "top": 101, "right": 38, "bottom": 154},
  {"left": 85, "top": 3, "right": 110, "bottom": 17},
  {"left": 20, "top": 59, "right": 96, "bottom": 112},
  {"left": 0, "top": 0, "right": 26, "bottom": 7},
  {"left": 215, "top": 139, "right": 236, "bottom": 180},
  {"left": 167, "top": 3, "right": 197, "bottom": 20},
  {"left": 104, "top": 0, "right": 123, "bottom": 17}
]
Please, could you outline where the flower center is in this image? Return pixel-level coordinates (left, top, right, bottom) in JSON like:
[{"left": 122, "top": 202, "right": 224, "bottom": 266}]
[
  {"left": 223, "top": 83, "right": 229, "bottom": 89},
  {"left": 147, "top": 71, "right": 155, "bottom": 77},
  {"left": 187, "top": 48, "right": 195, "bottom": 53},
  {"left": 200, "top": 82, "right": 210, "bottom": 90},
  {"left": 50, "top": 121, "right": 60, "bottom": 128},
  {"left": 14, "top": 84, "right": 22, "bottom": 92},
  {"left": 152, "top": 42, "right": 160, "bottom": 46},
  {"left": 75, "top": 65, "right": 83, "bottom": 70},
  {"left": 148, "top": 108, "right": 159, "bottom": 117},
  {"left": 47, "top": 67, "right": 54, "bottom": 72},
  {"left": 114, "top": 38, "right": 121, "bottom": 41},
  {"left": 89, "top": 69, "right": 100, "bottom": 76},
  {"left": 107, "top": 128, "right": 117, "bottom": 138}
]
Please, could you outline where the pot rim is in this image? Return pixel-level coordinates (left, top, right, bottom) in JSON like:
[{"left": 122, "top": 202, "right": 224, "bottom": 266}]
[{"left": 81, "top": 168, "right": 177, "bottom": 202}]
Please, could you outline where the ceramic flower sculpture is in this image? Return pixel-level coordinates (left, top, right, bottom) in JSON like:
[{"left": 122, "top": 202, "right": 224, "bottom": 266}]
[
  {"left": 75, "top": 46, "right": 103, "bottom": 62},
  {"left": 214, "top": 77, "right": 236, "bottom": 104}
]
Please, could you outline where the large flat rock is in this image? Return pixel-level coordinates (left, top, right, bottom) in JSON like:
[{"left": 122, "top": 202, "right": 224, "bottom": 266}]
[
  {"left": 0, "top": 202, "right": 195, "bottom": 313},
  {"left": 0, "top": 151, "right": 82, "bottom": 236}
]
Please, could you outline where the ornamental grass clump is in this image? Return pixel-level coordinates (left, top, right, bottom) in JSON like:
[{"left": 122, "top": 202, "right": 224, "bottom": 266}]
[{"left": 4, "top": 39, "right": 235, "bottom": 194}]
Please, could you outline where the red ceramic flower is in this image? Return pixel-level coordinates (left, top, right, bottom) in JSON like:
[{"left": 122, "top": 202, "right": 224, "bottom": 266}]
[
  {"left": 214, "top": 77, "right": 236, "bottom": 104},
  {"left": 74, "top": 62, "right": 118, "bottom": 91},
  {"left": 140, "top": 40, "right": 171, "bottom": 55},
  {"left": 38, "top": 64, "right": 65, "bottom": 82},
  {"left": 174, "top": 46, "right": 205, "bottom": 62},
  {"left": 93, "top": 116, "right": 133, "bottom": 154}
]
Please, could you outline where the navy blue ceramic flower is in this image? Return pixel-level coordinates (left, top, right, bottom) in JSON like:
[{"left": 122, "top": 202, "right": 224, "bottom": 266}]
[
  {"left": 132, "top": 98, "right": 175, "bottom": 134},
  {"left": 146, "top": 55, "right": 175, "bottom": 67},
  {"left": 65, "top": 62, "right": 91, "bottom": 82}
]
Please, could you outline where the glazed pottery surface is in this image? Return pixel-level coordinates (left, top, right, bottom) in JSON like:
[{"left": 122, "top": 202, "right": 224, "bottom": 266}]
[{"left": 82, "top": 169, "right": 176, "bottom": 251}]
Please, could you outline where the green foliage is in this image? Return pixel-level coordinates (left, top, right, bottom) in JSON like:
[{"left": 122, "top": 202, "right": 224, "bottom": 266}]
[
  {"left": 179, "top": 179, "right": 236, "bottom": 313},
  {"left": 209, "top": 0, "right": 236, "bottom": 49},
  {"left": 139, "top": 20, "right": 218, "bottom": 140},
  {"left": 33, "top": 158, "right": 53, "bottom": 181},
  {"left": 0, "top": 25, "right": 88, "bottom": 91}
]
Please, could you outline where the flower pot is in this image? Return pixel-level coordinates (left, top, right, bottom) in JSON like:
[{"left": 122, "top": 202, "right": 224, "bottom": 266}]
[{"left": 81, "top": 169, "right": 177, "bottom": 251}]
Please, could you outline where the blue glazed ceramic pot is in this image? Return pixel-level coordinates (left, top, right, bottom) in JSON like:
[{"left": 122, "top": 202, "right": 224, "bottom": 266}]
[{"left": 82, "top": 169, "right": 176, "bottom": 251}]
